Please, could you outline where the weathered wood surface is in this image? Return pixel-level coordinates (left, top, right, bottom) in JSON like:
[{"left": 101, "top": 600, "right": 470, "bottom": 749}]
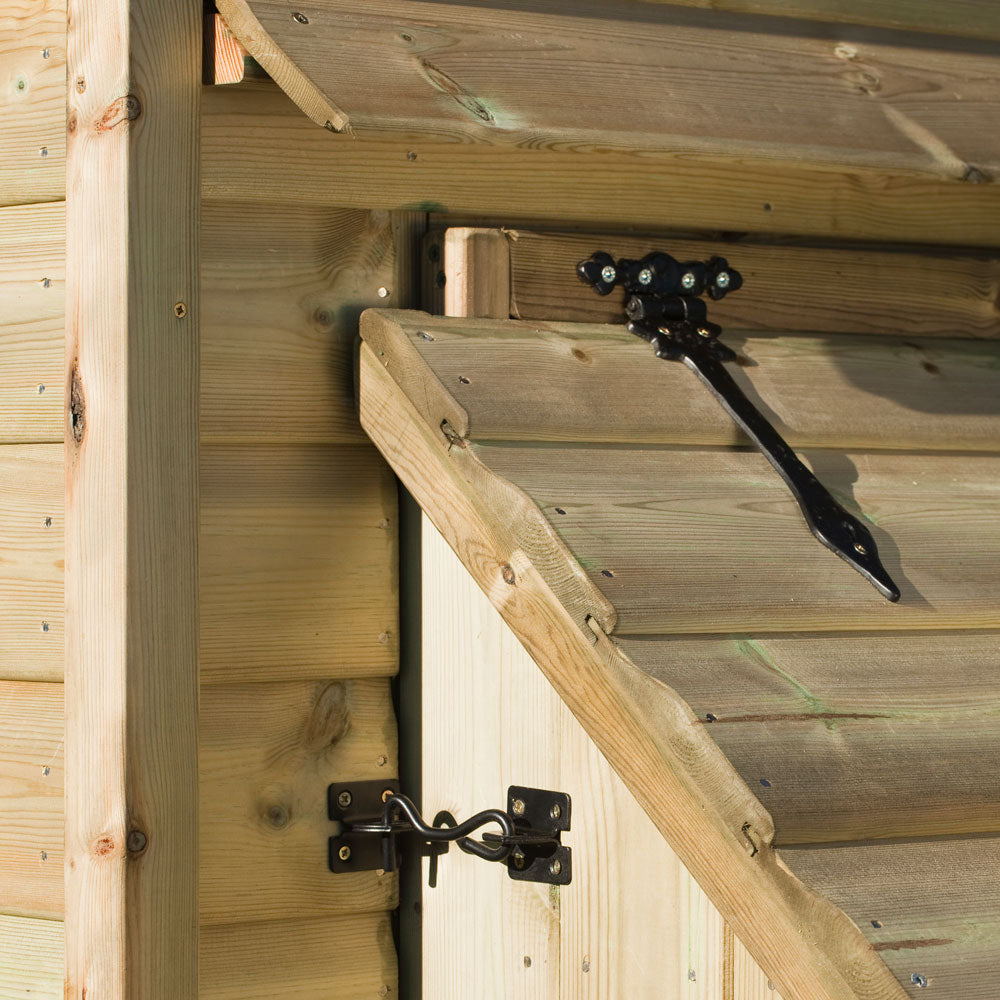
[
  {"left": 618, "top": 632, "right": 1000, "bottom": 843},
  {"left": 362, "top": 312, "right": 1000, "bottom": 451},
  {"left": 201, "top": 83, "right": 1000, "bottom": 248},
  {"left": 0, "top": 203, "right": 64, "bottom": 443},
  {"left": 781, "top": 837, "right": 1000, "bottom": 999},
  {"left": 478, "top": 443, "right": 1000, "bottom": 633},
  {"left": 0, "top": 681, "right": 63, "bottom": 919},
  {"left": 64, "top": 1, "right": 201, "bottom": 995},
  {"left": 0, "top": 914, "right": 62, "bottom": 1000},
  {"left": 0, "top": 0, "right": 65, "bottom": 207},
  {"left": 0, "top": 446, "right": 62, "bottom": 683},
  {"left": 217, "top": 1, "right": 1000, "bottom": 180},
  {"left": 506, "top": 231, "right": 1000, "bottom": 340},
  {"left": 200, "top": 914, "right": 396, "bottom": 999},
  {"left": 359, "top": 340, "right": 908, "bottom": 1000},
  {"left": 200, "top": 444, "right": 397, "bottom": 683}
]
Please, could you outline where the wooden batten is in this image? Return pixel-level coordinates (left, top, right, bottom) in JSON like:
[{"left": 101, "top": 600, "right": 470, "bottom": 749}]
[{"left": 64, "top": 1, "right": 201, "bottom": 997}]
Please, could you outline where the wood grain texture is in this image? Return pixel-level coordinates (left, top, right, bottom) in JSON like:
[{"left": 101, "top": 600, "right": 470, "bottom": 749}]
[
  {"left": 422, "top": 517, "right": 766, "bottom": 999},
  {"left": 0, "top": 446, "right": 61, "bottom": 683},
  {"left": 200, "top": 678, "right": 398, "bottom": 925},
  {"left": 201, "top": 82, "right": 1000, "bottom": 248},
  {"left": 64, "top": 1, "right": 201, "bottom": 996},
  {"left": 0, "top": 0, "right": 66, "bottom": 207},
  {"left": 199, "top": 444, "right": 397, "bottom": 683},
  {"left": 477, "top": 443, "right": 1000, "bottom": 633},
  {"left": 0, "top": 682, "right": 63, "bottom": 919},
  {"left": 200, "top": 913, "right": 396, "bottom": 999},
  {"left": 0, "top": 203, "right": 64, "bottom": 443},
  {"left": 618, "top": 632, "right": 1000, "bottom": 843},
  {"left": 362, "top": 311, "right": 1000, "bottom": 450},
  {"left": 205, "top": 12, "right": 248, "bottom": 86},
  {"left": 214, "top": 1, "right": 1000, "bottom": 178},
  {"left": 443, "top": 228, "right": 510, "bottom": 319},
  {"left": 781, "top": 837, "right": 1000, "bottom": 1000},
  {"left": 358, "top": 341, "right": 908, "bottom": 1000},
  {"left": 507, "top": 230, "right": 1000, "bottom": 340},
  {"left": 0, "top": 914, "right": 62, "bottom": 1000}
]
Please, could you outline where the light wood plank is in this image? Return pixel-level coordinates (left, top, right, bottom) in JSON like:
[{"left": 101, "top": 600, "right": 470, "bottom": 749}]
[
  {"left": 64, "top": 1, "right": 201, "bottom": 995},
  {"left": 443, "top": 228, "right": 510, "bottom": 320},
  {"left": 0, "top": 446, "right": 62, "bottom": 683},
  {"left": 200, "top": 913, "right": 396, "bottom": 999},
  {"left": 201, "top": 82, "right": 1000, "bottom": 249},
  {"left": 0, "top": 682, "right": 62, "bottom": 919},
  {"left": 0, "top": 914, "right": 62, "bottom": 1000},
  {"left": 363, "top": 311, "right": 1000, "bottom": 451},
  {"left": 0, "top": 0, "right": 66, "bottom": 207},
  {"left": 217, "top": 1, "right": 1000, "bottom": 178},
  {"left": 0, "top": 203, "right": 64, "bottom": 443},
  {"left": 200, "top": 678, "right": 398, "bottom": 925},
  {"left": 359, "top": 341, "right": 908, "bottom": 1000},
  {"left": 477, "top": 443, "right": 1000, "bottom": 633},
  {"left": 506, "top": 230, "right": 1000, "bottom": 340},
  {"left": 199, "top": 444, "right": 397, "bottom": 683},
  {"left": 781, "top": 837, "right": 1000, "bottom": 1000},
  {"left": 619, "top": 632, "right": 1000, "bottom": 843},
  {"left": 732, "top": 933, "right": 784, "bottom": 1000}
]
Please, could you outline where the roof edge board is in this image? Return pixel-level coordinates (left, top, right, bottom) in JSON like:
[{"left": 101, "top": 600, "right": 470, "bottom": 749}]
[
  {"left": 215, "top": 0, "right": 350, "bottom": 132},
  {"left": 357, "top": 337, "right": 908, "bottom": 1000}
]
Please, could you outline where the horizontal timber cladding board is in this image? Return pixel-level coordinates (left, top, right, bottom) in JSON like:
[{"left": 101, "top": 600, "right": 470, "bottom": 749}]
[
  {"left": 199, "top": 443, "right": 397, "bottom": 682},
  {"left": 199, "top": 678, "right": 398, "bottom": 925},
  {"left": 476, "top": 442, "right": 1000, "bottom": 632},
  {"left": 0, "top": 914, "right": 62, "bottom": 999},
  {"left": 617, "top": 632, "right": 1000, "bottom": 844},
  {"left": 631, "top": 0, "right": 1000, "bottom": 42},
  {"left": 200, "top": 913, "right": 395, "bottom": 999},
  {"left": 357, "top": 343, "right": 910, "bottom": 1000},
  {"left": 780, "top": 836, "right": 1000, "bottom": 1000},
  {"left": 201, "top": 83, "right": 1000, "bottom": 249},
  {"left": 0, "top": 0, "right": 66, "bottom": 207},
  {"left": 505, "top": 231, "right": 1000, "bottom": 340},
  {"left": 0, "top": 202, "right": 64, "bottom": 443},
  {"left": 200, "top": 200, "right": 405, "bottom": 445},
  {"left": 0, "top": 446, "right": 62, "bottom": 682},
  {"left": 0, "top": 681, "right": 63, "bottom": 919},
  {"left": 361, "top": 311, "right": 1000, "bottom": 450},
  {"left": 3, "top": 678, "right": 398, "bottom": 922},
  {"left": 217, "top": 0, "right": 1000, "bottom": 178}
]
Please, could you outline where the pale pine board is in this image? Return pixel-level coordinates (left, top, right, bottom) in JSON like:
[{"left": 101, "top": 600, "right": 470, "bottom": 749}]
[
  {"left": 200, "top": 914, "right": 396, "bottom": 999},
  {"left": 0, "top": 0, "right": 65, "bottom": 207},
  {"left": 476, "top": 443, "right": 1000, "bottom": 633},
  {"left": 365, "top": 312, "right": 1000, "bottom": 451},
  {"left": 422, "top": 517, "right": 773, "bottom": 999},
  {"left": 0, "top": 202, "right": 64, "bottom": 443},
  {"left": 507, "top": 230, "right": 1000, "bottom": 340},
  {"left": 618, "top": 632, "right": 1000, "bottom": 843},
  {"left": 219, "top": 1, "right": 1000, "bottom": 178},
  {"left": 0, "top": 682, "right": 63, "bottom": 919},
  {"left": 201, "top": 83, "right": 1000, "bottom": 248},
  {"left": 780, "top": 837, "right": 1000, "bottom": 1000},
  {"left": 0, "top": 914, "right": 62, "bottom": 1000},
  {"left": 0, "top": 446, "right": 62, "bottom": 682}
]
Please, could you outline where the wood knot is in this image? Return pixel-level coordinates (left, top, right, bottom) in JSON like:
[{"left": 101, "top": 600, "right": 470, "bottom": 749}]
[
  {"left": 92, "top": 834, "right": 116, "bottom": 858},
  {"left": 95, "top": 94, "right": 142, "bottom": 132},
  {"left": 69, "top": 361, "right": 85, "bottom": 444},
  {"left": 126, "top": 829, "right": 147, "bottom": 854},
  {"left": 571, "top": 348, "right": 592, "bottom": 365},
  {"left": 501, "top": 564, "right": 516, "bottom": 585},
  {"left": 264, "top": 803, "right": 291, "bottom": 829},
  {"left": 303, "top": 681, "right": 351, "bottom": 751}
]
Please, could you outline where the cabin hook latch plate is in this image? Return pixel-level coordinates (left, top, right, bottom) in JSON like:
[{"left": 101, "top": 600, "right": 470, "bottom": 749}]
[
  {"left": 328, "top": 780, "right": 572, "bottom": 886},
  {"left": 577, "top": 249, "right": 900, "bottom": 602}
]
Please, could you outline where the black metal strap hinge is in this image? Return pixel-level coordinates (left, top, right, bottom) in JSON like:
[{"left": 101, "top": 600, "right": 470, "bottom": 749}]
[
  {"left": 577, "top": 250, "right": 900, "bottom": 603},
  {"left": 328, "top": 780, "right": 572, "bottom": 886}
]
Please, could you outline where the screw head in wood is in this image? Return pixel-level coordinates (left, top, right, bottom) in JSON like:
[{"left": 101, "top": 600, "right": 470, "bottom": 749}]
[
  {"left": 637, "top": 267, "right": 653, "bottom": 286},
  {"left": 716, "top": 271, "right": 731, "bottom": 289},
  {"left": 600, "top": 265, "right": 617, "bottom": 284},
  {"left": 511, "top": 798, "right": 525, "bottom": 816},
  {"left": 292, "top": 11, "right": 309, "bottom": 23},
  {"left": 338, "top": 844, "right": 352, "bottom": 861},
  {"left": 854, "top": 541, "right": 868, "bottom": 555},
  {"left": 549, "top": 803, "right": 562, "bottom": 820},
  {"left": 911, "top": 973, "right": 927, "bottom": 989},
  {"left": 337, "top": 790, "right": 352, "bottom": 809},
  {"left": 681, "top": 271, "right": 696, "bottom": 290},
  {"left": 697, "top": 327, "right": 712, "bottom": 338},
  {"left": 173, "top": 301, "right": 187, "bottom": 318},
  {"left": 381, "top": 788, "right": 394, "bottom": 803},
  {"left": 512, "top": 849, "right": 527, "bottom": 869},
  {"left": 377, "top": 286, "right": 390, "bottom": 298},
  {"left": 549, "top": 859, "right": 562, "bottom": 877}
]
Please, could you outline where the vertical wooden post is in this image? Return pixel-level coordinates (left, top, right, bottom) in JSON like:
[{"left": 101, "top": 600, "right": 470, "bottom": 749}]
[{"left": 65, "top": 2, "right": 200, "bottom": 997}]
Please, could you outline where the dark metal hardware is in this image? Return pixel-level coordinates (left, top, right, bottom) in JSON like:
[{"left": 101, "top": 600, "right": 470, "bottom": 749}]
[
  {"left": 328, "top": 780, "right": 571, "bottom": 885},
  {"left": 577, "top": 249, "right": 900, "bottom": 602}
]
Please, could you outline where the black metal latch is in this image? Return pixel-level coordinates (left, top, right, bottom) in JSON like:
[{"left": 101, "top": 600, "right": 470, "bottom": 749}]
[
  {"left": 577, "top": 249, "right": 900, "bottom": 603},
  {"left": 328, "top": 780, "right": 572, "bottom": 886}
]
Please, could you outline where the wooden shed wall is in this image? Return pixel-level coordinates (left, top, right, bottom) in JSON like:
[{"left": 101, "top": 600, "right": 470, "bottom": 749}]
[{"left": 1, "top": 5, "right": 408, "bottom": 994}]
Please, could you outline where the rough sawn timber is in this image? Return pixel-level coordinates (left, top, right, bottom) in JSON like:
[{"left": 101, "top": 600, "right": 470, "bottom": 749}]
[{"left": 358, "top": 338, "right": 907, "bottom": 1000}]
